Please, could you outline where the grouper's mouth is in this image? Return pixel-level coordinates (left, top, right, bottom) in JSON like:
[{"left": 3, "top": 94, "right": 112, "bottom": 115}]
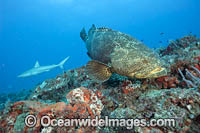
[
  {"left": 147, "top": 67, "right": 167, "bottom": 78},
  {"left": 136, "top": 67, "right": 167, "bottom": 79}
]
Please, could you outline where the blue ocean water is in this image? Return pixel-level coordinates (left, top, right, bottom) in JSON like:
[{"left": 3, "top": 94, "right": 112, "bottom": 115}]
[{"left": 0, "top": 0, "right": 200, "bottom": 93}]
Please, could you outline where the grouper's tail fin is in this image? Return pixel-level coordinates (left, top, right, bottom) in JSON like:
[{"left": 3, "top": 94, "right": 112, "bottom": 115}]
[
  {"left": 58, "top": 56, "right": 70, "bottom": 69},
  {"left": 86, "top": 60, "right": 112, "bottom": 82}
]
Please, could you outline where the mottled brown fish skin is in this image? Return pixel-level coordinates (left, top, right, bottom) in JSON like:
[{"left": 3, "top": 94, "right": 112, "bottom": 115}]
[
  {"left": 81, "top": 25, "right": 167, "bottom": 80},
  {"left": 110, "top": 46, "right": 166, "bottom": 78}
]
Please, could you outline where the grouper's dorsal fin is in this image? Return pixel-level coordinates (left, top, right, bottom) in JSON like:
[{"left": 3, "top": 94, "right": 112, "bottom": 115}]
[
  {"left": 97, "top": 27, "right": 113, "bottom": 31},
  {"left": 88, "top": 24, "right": 96, "bottom": 36},
  {"left": 34, "top": 61, "right": 40, "bottom": 68}
]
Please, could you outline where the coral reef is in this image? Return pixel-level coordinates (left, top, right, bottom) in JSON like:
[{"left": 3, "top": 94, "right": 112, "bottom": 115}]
[
  {"left": 0, "top": 87, "right": 103, "bottom": 132},
  {"left": 0, "top": 89, "right": 32, "bottom": 111},
  {"left": 0, "top": 35, "right": 200, "bottom": 132},
  {"left": 178, "top": 66, "right": 200, "bottom": 88}
]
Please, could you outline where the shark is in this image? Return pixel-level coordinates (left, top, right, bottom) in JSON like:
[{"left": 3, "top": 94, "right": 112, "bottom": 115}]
[{"left": 18, "top": 56, "right": 70, "bottom": 78}]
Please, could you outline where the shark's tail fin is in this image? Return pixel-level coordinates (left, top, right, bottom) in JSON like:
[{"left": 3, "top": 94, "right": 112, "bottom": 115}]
[{"left": 58, "top": 56, "right": 70, "bottom": 69}]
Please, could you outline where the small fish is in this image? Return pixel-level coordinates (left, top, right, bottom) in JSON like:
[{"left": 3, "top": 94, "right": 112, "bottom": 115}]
[
  {"left": 80, "top": 24, "right": 167, "bottom": 82},
  {"left": 160, "top": 32, "right": 164, "bottom": 35}
]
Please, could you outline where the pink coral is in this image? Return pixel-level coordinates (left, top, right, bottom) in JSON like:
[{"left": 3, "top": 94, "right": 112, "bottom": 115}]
[
  {"left": 66, "top": 87, "right": 104, "bottom": 117},
  {"left": 156, "top": 76, "right": 179, "bottom": 89},
  {"left": 121, "top": 80, "right": 139, "bottom": 94}
]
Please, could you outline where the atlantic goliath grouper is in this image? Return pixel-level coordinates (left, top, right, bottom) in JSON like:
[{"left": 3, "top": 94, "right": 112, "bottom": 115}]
[{"left": 80, "top": 24, "right": 167, "bottom": 82}]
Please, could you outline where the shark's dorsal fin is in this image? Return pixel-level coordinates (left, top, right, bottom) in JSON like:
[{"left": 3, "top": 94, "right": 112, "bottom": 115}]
[{"left": 34, "top": 61, "right": 40, "bottom": 68}]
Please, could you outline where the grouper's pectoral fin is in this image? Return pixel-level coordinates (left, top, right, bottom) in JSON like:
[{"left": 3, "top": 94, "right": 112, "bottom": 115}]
[
  {"left": 87, "top": 52, "right": 92, "bottom": 58},
  {"left": 80, "top": 28, "right": 87, "bottom": 42},
  {"left": 86, "top": 60, "right": 112, "bottom": 82}
]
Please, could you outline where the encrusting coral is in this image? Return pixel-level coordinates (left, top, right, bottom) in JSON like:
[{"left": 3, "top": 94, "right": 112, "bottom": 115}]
[{"left": 0, "top": 87, "right": 103, "bottom": 132}]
